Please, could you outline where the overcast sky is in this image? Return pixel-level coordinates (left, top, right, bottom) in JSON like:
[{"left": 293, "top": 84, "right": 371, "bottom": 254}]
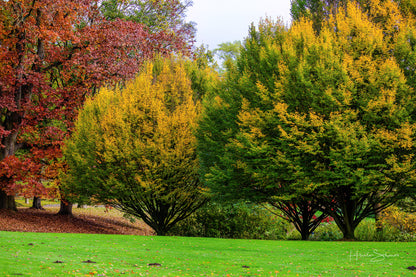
[{"left": 186, "top": 0, "right": 292, "bottom": 50}]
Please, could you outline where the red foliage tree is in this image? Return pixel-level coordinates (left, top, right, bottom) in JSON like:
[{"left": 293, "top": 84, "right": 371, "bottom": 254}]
[{"left": 0, "top": 0, "right": 193, "bottom": 210}]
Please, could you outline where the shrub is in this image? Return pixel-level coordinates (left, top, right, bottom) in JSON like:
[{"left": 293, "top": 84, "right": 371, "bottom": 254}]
[
  {"left": 311, "top": 217, "right": 416, "bottom": 242},
  {"left": 354, "top": 219, "right": 377, "bottom": 241},
  {"left": 167, "top": 202, "right": 290, "bottom": 240},
  {"left": 380, "top": 206, "right": 416, "bottom": 233},
  {"left": 354, "top": 210, "right": 416, "bottom": 242},
  {"left": 307, "top": 218, "right": 379, "bottom": 241},
  {"left": 373, "top": 206, "right": 416, "bottom": 242},
  {"left": 309, "top": 222, "right": 342, "bottom": 241}
]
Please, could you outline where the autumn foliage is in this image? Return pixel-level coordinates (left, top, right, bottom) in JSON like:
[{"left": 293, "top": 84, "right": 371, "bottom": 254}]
[
  {"left": 62, "top": 56, "right": 207, "bottom": 235},
  {"left": 0, "top": 0, "right": 193, "bottom": 209}
]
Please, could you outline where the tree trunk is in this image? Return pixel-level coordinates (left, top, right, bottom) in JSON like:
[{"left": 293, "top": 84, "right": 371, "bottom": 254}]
[
  {"left": 31, "top": 196, "right": 44, "bottom": 210},
  {"left": 153, "top": 226, "right": 167, "bottom": 236},
  {"left": 57, "top": 200, "right": 73, "bottom": 216},
  {"left": 298, "top": 204, "right": 312, "bottom": 240},
  {"left": 300, "top": 229, "right": 310, "bottom": 240},
  {"left": 0, "top": 190, "right": 17, "bottom": 211},
  {"left": 340, "top": 203, "right": 357, "bottom": 240},
  {"left": 341, "top": 225, "right": 356, "bottom": 240},
  {"left": 373, "top": 198, "right": 383, "bottom": 233}
]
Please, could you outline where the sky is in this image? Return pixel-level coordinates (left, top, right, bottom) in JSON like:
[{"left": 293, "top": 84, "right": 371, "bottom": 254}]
[{"left": 186, "top": 0, "right": 292, "bottom": 50}]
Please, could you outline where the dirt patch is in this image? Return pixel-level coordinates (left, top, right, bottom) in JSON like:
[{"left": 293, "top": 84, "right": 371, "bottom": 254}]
[{"left": 0, "top": 208, "right": 154, "bottom": 236}]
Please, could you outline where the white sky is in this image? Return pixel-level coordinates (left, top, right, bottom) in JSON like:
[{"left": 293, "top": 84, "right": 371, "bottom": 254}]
[{"left": 186, "top": 0, "right": 292, "bottom": 50}]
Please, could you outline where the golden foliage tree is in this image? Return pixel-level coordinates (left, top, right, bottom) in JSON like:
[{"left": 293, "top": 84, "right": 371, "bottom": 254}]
[{"left": 62, "top": 57, "right": 208, "bottom": 235}]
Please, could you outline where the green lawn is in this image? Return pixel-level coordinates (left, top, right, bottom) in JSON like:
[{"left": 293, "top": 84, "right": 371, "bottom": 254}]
[{"left": 0, "top": 231, "right": 415, "bottom": 276}]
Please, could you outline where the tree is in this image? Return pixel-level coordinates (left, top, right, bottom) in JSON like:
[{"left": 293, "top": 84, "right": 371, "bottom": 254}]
[
  {"left": 198, "top": 1, "right": 416, "bottom": 240},
  {"left": 100, "top": 0, "right": 196, "bottom": 46},
  {"left": 62, "top": 57, "right": 209, "bottom": 235},
  {"left": 290, "top": 0, "right": 416, "bottom": 233},
  {"left": 197, "top": 18, "right": 329, "bottom": 240},
  {"left": 213, "top": 41, "right": 242, "bottom": 71},
  {"left": 0, "top": 0, "right": 192, "bottom": 210}
]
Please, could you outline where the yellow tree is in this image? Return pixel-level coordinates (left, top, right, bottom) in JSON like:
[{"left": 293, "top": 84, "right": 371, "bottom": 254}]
[{"left": 62, "top": 57, "right": 208, "bottom": 235}]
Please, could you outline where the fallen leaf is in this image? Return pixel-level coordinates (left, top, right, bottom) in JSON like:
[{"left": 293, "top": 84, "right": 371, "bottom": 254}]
[
  {"left": 82, "top": 260, "right": 97, "bottom": 263},
  {"left": 0, "top": 208, "right": 152, "bottom": 235}
]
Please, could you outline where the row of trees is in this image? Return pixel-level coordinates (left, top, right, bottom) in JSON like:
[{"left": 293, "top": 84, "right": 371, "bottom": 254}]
[
  {"left": 62, "top": 0, "right": 416, "bottom": 239},
  {"left": 3, "top": 0, "right": 416, "bottom": 240},
  {"left": 0, "top": 0, "right": 195, "bottom": 211}
]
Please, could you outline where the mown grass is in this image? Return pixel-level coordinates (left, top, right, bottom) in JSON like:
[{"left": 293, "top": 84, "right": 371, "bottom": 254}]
[
  {"left": 1, "top": 231, "right": 416, "bottom": 276},
  {"left": 15, "top": 198, "right": 60, "bottom": 208}
]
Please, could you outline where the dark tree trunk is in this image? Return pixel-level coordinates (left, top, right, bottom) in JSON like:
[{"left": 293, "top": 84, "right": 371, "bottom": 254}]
[
  {"left": 341, "top": 224, "right": 356, "bottom": 240},
  {"left": 57, "top": 200, "right": 73, "bottom": 216},
  {"left": 299, "top": 204, "right": 312, "bottom": 240},
  {"left": 31, "top": 196, "right": 44, "bottom": 210},
  {"left": 300, "top": 229, "right": 310, "bottom": 240},
  {"left": 332, "top": 198, "right": 357, "bottom": 240},
  {"left": 0, "top": 190, "right": 17, "bottom": 211}
]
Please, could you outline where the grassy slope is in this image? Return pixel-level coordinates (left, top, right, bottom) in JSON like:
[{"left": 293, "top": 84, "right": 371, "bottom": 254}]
[{"left": 1, "top": 231, "right": 416, "bottom": 276}]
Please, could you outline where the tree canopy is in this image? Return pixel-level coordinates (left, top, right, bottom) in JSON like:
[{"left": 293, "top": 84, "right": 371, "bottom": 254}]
[
  {"left": 100, "top": 0, "right": 196, "bottom": 45},
  {"left": 291, "top": 0, "right": 416, "bottom": 33}
]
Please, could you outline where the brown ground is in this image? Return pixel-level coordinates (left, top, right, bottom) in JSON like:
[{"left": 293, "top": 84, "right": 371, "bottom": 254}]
[{"left": 0, "top": 207, "right": 154, "bottom": 236}]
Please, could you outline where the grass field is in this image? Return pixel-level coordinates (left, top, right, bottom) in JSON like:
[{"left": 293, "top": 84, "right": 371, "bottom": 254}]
[{"left": 1, "top": 231, "right": 416, "bottom": 276}]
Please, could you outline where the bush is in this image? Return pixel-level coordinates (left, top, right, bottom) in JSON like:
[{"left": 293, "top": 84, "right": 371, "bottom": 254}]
[
  {"left": 309, "top": 216, "right": 416, "bottom": 242},
  {"left": 354, "top": 219, "right": 377, "bottom": 241},
  {"left": 374, "top": 206, "right": 416, "bottom": 242},
  {"left": 167, "top": 202, "right": 290, "bottom": 240},
  {"left": 355, "top": 211, "right": 416, "bottom": 242},
  {"left": 354, "top": 219, "right": 394, "bottom": 241},
  {"left": 309, "top": 222, "right": 342, "bottom": 241},
  {"left": 380, "top": 206, "right": 416, "bottom": 233},
  {"left": 170, "top": 203, "right": 416, "bottom": 242},
  {"left": 299, "top": 218, "right": 382, "bottom": 241},
  {"left": 380, "top": 229, "right": 416, "bottom": 242}
]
